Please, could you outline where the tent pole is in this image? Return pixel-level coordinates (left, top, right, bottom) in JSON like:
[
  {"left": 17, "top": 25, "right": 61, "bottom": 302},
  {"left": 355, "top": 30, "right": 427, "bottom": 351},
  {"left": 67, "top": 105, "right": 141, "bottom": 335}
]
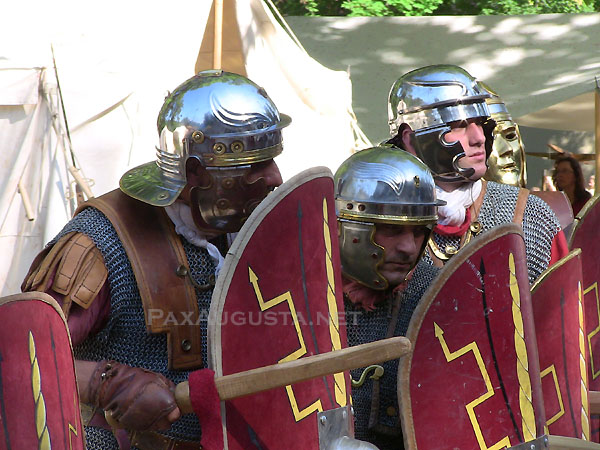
[
  {"left": 596, "top": 77, "right": 600, "bottom": 195},
  {"left": 213, "top": 0, "right": 224, "bottom": 69}
]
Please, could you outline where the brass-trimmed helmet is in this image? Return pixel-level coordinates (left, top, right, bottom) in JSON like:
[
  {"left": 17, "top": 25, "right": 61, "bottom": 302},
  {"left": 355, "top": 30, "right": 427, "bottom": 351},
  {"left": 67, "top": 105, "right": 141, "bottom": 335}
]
[
  {"left": 120, "top": 70, "right": 291, "bottom": 207},
  {"left": 334, "top": 146, "right": 445, "bottom": 290},
  {"left": 387, "top": 64, "right": 495, "bottom": 183},
  {"left": 481, "top": 83, "right": 527, "bottom": 187}
]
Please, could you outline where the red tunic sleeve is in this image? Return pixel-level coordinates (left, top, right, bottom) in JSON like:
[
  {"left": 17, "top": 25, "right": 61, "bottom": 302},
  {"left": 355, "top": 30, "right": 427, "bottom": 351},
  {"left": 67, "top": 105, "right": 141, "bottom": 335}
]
[
  {"left": 549, "top": 229, "right": 569, "bottom": 267},
  {"left": 44, "top": 268, "right": 111, "bottom": 347}
]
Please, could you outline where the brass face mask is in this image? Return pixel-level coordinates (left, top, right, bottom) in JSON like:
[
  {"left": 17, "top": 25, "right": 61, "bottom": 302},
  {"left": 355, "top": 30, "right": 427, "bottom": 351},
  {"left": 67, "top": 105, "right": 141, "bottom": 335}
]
[{"left": 485, "top": 119, "right": 526, "bottom": 188}]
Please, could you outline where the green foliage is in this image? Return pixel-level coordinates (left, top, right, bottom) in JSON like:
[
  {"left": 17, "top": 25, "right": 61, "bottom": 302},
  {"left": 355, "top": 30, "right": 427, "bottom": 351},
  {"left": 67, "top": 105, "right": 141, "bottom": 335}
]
[
  {"left": 341, "top": 0, "right": 445, "bottom": 16},
  {"left": 271, "top": 0, "right": 598, "bottom": 15},
  {"left": 437, "top": 0, "right": 594, "bottom": 14},
  {"left": 271, "top": 0, "right": 345, "bottom": 16}
]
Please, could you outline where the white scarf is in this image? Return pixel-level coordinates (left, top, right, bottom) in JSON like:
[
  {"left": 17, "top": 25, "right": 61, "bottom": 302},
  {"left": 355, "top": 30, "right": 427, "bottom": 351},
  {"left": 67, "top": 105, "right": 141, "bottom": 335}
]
[
  {"left": 435, "top": 180, "right": 483, "bottom": 226},
  {"left": 164, "top": 202, "right": 225, "bottom": 275}
]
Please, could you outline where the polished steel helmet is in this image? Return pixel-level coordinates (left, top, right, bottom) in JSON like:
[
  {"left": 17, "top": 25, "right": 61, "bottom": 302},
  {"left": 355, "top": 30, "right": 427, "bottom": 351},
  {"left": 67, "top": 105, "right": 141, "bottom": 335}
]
[
  {"left": 481, "top": 83, "right": 527, "bottom": 187},
  {"left": 120, "top": 70, "right": 291, "bottom": 207},
  {"left": 387, "top": 64, "right": 495, "bottom": 182},
  {"left": 335, "top": 146, "right": 445, "bottom": 290}
]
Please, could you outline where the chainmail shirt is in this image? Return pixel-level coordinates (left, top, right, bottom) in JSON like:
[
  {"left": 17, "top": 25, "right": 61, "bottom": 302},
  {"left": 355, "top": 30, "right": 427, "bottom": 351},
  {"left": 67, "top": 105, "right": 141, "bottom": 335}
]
[
  {"left": 52, "top": 207, "right": 216, "bottom": 449},
  {"left": 346, "top": 260, "right": 439, "bottom": 450},
  {"left": 424, "top": 181, "right": 561, "bottom": 284}
]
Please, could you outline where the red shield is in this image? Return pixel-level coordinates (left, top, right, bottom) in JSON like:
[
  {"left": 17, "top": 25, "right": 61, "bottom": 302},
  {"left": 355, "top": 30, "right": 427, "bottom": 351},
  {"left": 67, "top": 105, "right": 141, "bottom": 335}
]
[
  {"left": 0, "top": 292, "right": 84, "bottom": 450},
  {"left": 398, "top": 224, "right": 545, "bottom": 449},
  {"left": 570, "top": 194, "right": 600, "bottom": 441},
  {"left": 530, "top": 191, "right": 574, "bottom": 238},
  {"left": 208, "top": 167, "right": 350, "bottom": 449},
  {"left": 531, "top": 249, "right": 588, "bottom": 439}
]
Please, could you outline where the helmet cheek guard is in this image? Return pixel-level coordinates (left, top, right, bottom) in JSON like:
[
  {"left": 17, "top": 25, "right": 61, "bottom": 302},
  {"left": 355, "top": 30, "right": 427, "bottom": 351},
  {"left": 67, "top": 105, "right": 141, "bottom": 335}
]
[
  {"left": 408, "top": 117, "right": 496, "bottom": 183},
  {"left": 338, "top": 220, "right": 387, "bottom": 290},
  {"left": 483, "top": 118, "right": 496, "bottom": 160},
  {"left": 189, "top": 166, "right": 270, "bottom": 233},
  {"left": 411, "top": 127, "right": 475, "bottom": 183}
]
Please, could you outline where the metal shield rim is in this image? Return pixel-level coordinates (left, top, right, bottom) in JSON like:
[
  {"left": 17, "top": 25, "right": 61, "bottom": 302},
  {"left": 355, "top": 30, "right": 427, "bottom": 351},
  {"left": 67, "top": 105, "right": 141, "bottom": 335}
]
[
  {"left": 397, "top": 222, "right": 525, "bottom": 449},
  {"left": 568, "top": 192, "right": 600, "bottom": 246},
  {"left": 530, "top": 248, "right": 581, "bottom": 294}
]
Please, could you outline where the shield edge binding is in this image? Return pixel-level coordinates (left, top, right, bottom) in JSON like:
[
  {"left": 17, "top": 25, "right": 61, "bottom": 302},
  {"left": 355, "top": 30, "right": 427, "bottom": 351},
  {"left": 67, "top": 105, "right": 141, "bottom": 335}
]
[
  {"left": 530, "top": 248, "right": 581, "bottom": 294},
  {"left": 207, "top": 166, "right": 335, "bottom": 449},
  {"left": 397, "top": 222, "right": 541, "bottom": 449},
  {"left": 567, "top": 193, "right": 600, "bottom": 246},
  {"left": 529, "top": 248, "right": 589, "bottom": 439}
]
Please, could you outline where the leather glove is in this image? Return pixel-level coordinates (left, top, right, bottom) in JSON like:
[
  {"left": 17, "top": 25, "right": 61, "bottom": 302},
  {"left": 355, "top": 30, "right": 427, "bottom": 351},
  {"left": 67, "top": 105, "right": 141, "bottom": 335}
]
[{"left": 87, "top": 360, "right": 179, "bottom": 431}]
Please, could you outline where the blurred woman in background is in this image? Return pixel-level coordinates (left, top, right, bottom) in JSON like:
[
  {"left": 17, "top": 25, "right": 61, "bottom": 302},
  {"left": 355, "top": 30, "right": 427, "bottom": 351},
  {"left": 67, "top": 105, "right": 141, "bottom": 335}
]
[{"left": 552, "top": 155, "right": 592, "bottom": 216}]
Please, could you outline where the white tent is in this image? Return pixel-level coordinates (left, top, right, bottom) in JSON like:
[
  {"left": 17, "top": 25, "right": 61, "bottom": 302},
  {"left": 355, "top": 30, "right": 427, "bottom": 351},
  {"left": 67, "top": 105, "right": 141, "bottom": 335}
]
[{"left": 0, "top": 0, "right": 367, "bottom": 295}]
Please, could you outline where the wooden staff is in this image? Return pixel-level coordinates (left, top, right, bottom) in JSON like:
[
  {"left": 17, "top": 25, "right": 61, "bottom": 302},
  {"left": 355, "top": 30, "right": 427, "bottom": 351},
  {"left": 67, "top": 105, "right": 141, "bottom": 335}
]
[
  {"left": 595, "top": 77, "right": 599, "bottom": 195},
  {"left": 589, "top": 390, "right": 600, "bottom": 414},
  {"left": 213, "top": 0, "right": 224, "bottom": 70},
  {"left": 175, "top": 336, "right": 411, "bottom": 414}
]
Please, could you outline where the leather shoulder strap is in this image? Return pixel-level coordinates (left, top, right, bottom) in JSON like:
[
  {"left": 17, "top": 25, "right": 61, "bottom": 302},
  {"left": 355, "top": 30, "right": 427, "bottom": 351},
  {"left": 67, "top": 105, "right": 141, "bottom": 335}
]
[
  {"left": 513, "top": 187, "right": 530, "bottom": 226},
  {"left": 426, "top": 247, "right": 445, "bottom": 268},
  {"left": 79, "top": 190, "right": 203, "bottom": 370},
  {"left": 471, "top": 180, "right": 487, "bottom": 220}
]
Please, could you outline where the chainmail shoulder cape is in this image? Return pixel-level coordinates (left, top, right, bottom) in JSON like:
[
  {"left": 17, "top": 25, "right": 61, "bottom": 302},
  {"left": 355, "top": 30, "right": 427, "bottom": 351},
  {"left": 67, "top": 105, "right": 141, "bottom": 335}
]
[
  {"left": 425, "top": 181, "right": 561, "bottom": 284},
  {"left": 345, "top": 260, "right": 439, "bottom": 450},
  {"left": 51, "top": 207, "right": 217, "bottom": 449}
]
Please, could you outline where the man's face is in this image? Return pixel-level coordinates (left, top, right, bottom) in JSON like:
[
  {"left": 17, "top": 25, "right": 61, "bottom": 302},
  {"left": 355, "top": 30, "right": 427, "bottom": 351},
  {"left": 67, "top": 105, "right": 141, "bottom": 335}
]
[
  {"left": 443, "top": 118, "right": 488, "bottom": 181},
  {"left": 485, "top": 120, "right": 526, "bottom": 187},
  {"left": 373, "top": 223, "right": 428, "bottom": 287}
]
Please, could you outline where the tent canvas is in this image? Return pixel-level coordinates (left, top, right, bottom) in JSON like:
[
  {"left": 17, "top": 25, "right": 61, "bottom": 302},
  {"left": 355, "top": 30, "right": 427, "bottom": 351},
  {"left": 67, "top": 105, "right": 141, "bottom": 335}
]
[
  {"left": 0, "top": 0, "right": 365, "bottom": 295},
  {"left": 285, "top": 13, "right": 600, "bottom": 140},
  {"left": 285, "top": 12, "right": 600, "bottom": 192}
]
